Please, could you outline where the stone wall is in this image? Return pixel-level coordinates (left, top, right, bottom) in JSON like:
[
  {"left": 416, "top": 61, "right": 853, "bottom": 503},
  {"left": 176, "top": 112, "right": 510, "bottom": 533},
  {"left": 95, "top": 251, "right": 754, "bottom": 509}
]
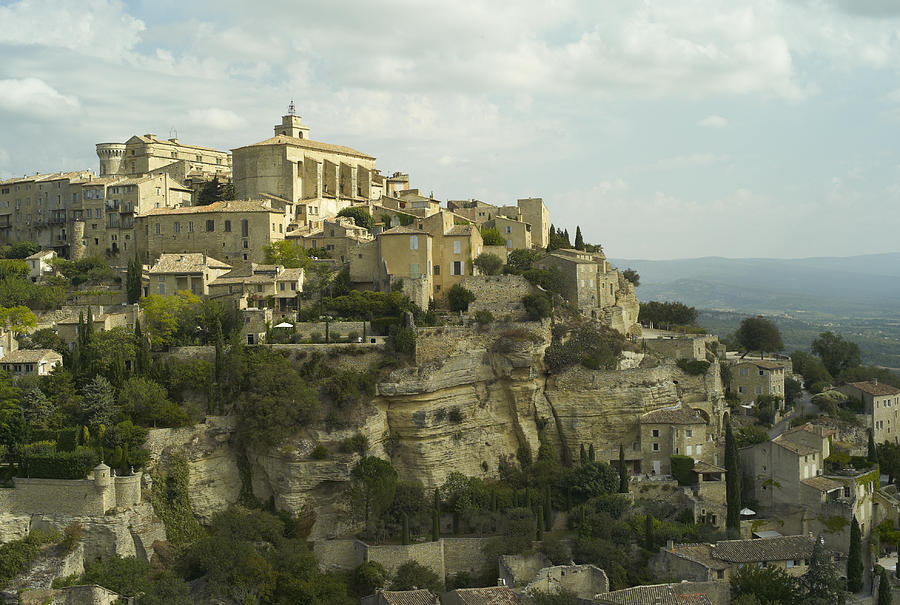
[
  {"left": 414, "top": 320, "right": 548, "bottom": 366},
  {"left": 459, "top": 275, "right": 535, "bottom": 318},
  {"left": 498, "top": 552, "right": 551, "bottom": 587},
  {"left": 19, "top": 585, "right": 122, "bottom": 605},
  {"left": 442, "top": 538, "right": 493, "bottom": 578},
  {"left": 5, "top": 474, "right": 143, "bottom": 518},
  {"left": 163, "top": 343, "right": 385, "bottom": 374},
  {"left": 524, "top": 564, "right": 609, "bottom": 599},
  {"left": 291, "top": 321, "right": 371, "bottom": 340}
]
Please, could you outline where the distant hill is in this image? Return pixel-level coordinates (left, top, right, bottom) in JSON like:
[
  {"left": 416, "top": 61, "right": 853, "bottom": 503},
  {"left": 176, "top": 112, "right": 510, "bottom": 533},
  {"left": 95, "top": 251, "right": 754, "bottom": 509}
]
[{"left": 609, "top": 253, "right": 900, "bottom": 318}]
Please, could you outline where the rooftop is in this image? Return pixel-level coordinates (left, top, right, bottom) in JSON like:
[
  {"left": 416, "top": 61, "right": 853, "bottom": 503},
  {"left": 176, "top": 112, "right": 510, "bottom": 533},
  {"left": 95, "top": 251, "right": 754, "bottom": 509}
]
[
  {"left": 148, "top": 253, "right": 231, "bottom": 274},
  {"left": 846, "top": 381, "right": 900, "bottom": 397},
  {"left": 0, "top": 349, "right": 62, "bottom": 364},
  {"left": 122, "top": 134, "right": 225, "bottom": 153},
  {"left": 733, "top": 360, "right": 784, "bottom": 370},
  {"left": 237, "top": 134, "right": 374, "bottom": 160},
  {"left": 380, "top": 225, "right": 430, "bottom": 236},
  {"left": 595, "top": 584, "right": 679, "bottom": 605},
  {"left": 801, "top": 476, "right": 844, "bottom": 492},
  {"left": 641, "top": 404, "right": 707, "bottom": 425},
  {"left": 772, "top": 434, "right": 820, "bottom": 456},
  {"left": 142, "top": 200, "right": 282, "bottom": 215},
  {"left": 710, "top": 535, "right": 815, "bottom": 563},
  {"left": 446, "top": 586, "right": 522, "bottom": 604},
  {"left": 374, "top": 589, "right": 438, "bottom": 605},
  {"left": 25, "top": 250, "right": 55, "bottom": 260}
]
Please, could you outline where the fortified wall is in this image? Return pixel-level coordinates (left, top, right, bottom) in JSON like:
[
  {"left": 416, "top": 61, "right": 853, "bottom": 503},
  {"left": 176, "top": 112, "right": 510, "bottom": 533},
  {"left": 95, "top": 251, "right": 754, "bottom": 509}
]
[
  {"left": 0, "top": 465, "right": 140, "bottom": 517},
  {"left": 459, "top": 275, "right": 536, "bottom": 318}
]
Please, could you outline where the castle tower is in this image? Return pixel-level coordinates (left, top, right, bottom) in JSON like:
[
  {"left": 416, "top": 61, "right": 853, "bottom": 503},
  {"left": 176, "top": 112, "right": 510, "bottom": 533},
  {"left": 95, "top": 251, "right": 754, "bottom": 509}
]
[
  {"left": 96, "top": 143, "right": 126, "bottom": 176},
  {"left": 274, "top": 101, "right": 310, "bottom": 139},
  {"left": 93, "top": 462, "right": 111, "bottom": 487}
]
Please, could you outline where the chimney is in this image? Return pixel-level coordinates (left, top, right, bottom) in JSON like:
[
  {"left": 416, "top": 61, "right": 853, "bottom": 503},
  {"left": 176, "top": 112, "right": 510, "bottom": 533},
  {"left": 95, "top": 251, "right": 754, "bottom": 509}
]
[
  {"left": 666, "top": 539, "right": 675, "bottom": 551},
  {"left": 874, "top": 378, "right": 878, "bottom": 385}
]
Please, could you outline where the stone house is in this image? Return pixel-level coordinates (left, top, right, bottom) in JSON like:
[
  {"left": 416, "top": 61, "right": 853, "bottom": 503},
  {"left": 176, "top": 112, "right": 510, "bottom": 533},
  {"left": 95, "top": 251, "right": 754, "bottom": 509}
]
[
  {"left": 447, "top": 197, "right": 549, "bottom": 249},
  {"left": 595, "top": 583, "right": 713, "bottom": 605},
  {"left": 361, "top": 590, "right": 439, "bottom": 605},
  {"left": 0, "top": 349, "right": 62, "bottom": 376},
  {"left": 534, "top": 249, "right": 618, "bottom": 311},
  {"left": 144, "top": 253, "right": 232, "bottom": 296},
  {"left": 208, "top": 264, "right": 304, "bottom": 311},
  {"left": 96, "top": 133, "right": 231, "bottom": 181},
  {"left": 348, "top": 226, "right": 434, "bottom": 309},
  {"left": 56, "top": 310, "right": 130, "bottom": 348},
  {"left": 287, "top": 216, "right": 372, "bottom": 264},
  {"left": 653, "top": 535, "right": 817, "bottom": 582},
  {"left": 728, "top": 360, "right": 785, "bottom": 404},
  {"left": 522, "top": 564, "right": 609, "bottom": 600},
  {"left": 25, "top": 249, "right": 55, "bottom": 282},
  {"left": 441, "top": 586, "right": 522, "bottom": 604},
  {"left": 837, "top": 381, "right": 900, "bottom": 445},
  {"left": 136, "top": 199, "right": 287, "bottom": 266},
  {"left": 640, "top": 404, "right": 711, "bottom": 476},
  {"left": 231, "top": 112, "right": 378, "bottom": 217},
  {"left": 483, "top": 215, "right": 532, "bottom": 252},
  {"left": 419, "top": 210, "right": 484, "bottom": 299},
  {"left": 446, "top": 198, "right": 520, "bottom": 224}
]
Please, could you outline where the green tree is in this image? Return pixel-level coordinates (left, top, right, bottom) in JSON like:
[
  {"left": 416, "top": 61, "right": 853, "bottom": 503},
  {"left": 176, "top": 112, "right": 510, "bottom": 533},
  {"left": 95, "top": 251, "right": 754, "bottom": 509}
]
[
  {"left": 730, "top": 562, "right": 800, "bottom": 604},
  {"left": 390, "top": 560, "right": 442, "bottom": 593},
  {"left": 580, "top": 443, "right": 588, "bottom": 465},
  {"left": 473, "top": 252, "right": 503, "bottom": 275},
  {"left": 621, "top": 269, "right": 640, "bottom": 287},
  {"left": 523, "top": 294, "right": 552, "bottom": 320},
  {"left": 350, "top": 456, "right": 398, "bottom": 530},
  {"left": 562, "top": 461, "right": 618, "bottom": 505},
  {"left": 638, "top": 301, "right": 697, "bottom": 328},
  {"left": 196, "top": 176, "right": 226, "bottom": 206},
  {"left": 134, "top": 319, "right": 149, "bottom": 377},
  {"left": 784, "top": 376, "right": 802, "bottom": 406},
  {"left": 480, "top": 226, "right": 505, "bottom": 246},
  {"left": 0, "top": 305, "right": 37, "bottom": 334},
  {"left": 353, "top": 561, "right": 386, "bottom": 597},
  {"left": 878, "top": 565, "right": 892, "bottom": 605},
  {"left": 812, "top": 331, "right": 861, "bottom": 377},
  {"left": 800, "top": 536, "right": 846, "bottom": 604},
  {"left": 505, "top": 249, "right": 537, "bottom": 274},
  {"left": 263, "top": 240, "right": 310, "bottom": 269},
  {"left": 337, "top": 207, "right": 375, "bottom": 231},
  {"left": 119, "top": 377, "right": 189, "bottom": 428},
  {"left": 869, "top": 429, "right": 879, "bottom": 464},
  {"left": 735, "top": 316, "right": 784, "bottom": 356},
  {"left": 588, "top": 443, "right": 595, "bottom": 462},
  {"left": 80, "top": 555, "right": 151, "bottom": 596},
  {"left": 448, "top": 284, "right": 476, "bottom": 312},
  {"left": 20, "top": 386, "right": 53, "bottom": 428},
  {"left": 126, "top": 257, "right": 142, "bottom": 304},
  {"left": 644, "top": 514, "right": 655, "bottom": 550},
  {"left": 574, "top": 226, "right": 584, "bottom": 250},
  {"left": 139, "top": 292, "right": 201, "bottom": 348},
  {"left": 618, "top": 445, "right": 628, "bottom": 493},
  {"left": 725, "top": 419, "right": 742, "bottom": 535},
  {"left": 432, "top": 488, "right": 440, "bottom": 541},
  {"left": 81, "top": 375, "right": 117, "bottom": 430},
  {"left": 847, "top": 516, "right": 863, "bottom": 593}
]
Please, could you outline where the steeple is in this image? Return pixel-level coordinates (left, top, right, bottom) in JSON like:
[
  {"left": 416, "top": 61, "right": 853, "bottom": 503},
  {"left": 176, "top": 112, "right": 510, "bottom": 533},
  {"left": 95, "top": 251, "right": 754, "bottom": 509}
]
[{"left": 274, "top": 102, "right": 310, "bottom": 139}]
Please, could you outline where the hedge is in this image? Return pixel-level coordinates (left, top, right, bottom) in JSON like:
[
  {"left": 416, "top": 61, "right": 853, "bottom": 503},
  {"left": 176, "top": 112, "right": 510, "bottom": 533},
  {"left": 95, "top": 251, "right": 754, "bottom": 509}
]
[
  {"left": 28, "top": 427, "right": 80, "bottom": 452},
  {"left": 20, "top": 447, "right": 99, "bottom": 479},
  {"left": 676, "top": 359, "right": 711, "bottom": 376},
  {"left": 670, "top": 455, "right": 696, "bottom": 486}
]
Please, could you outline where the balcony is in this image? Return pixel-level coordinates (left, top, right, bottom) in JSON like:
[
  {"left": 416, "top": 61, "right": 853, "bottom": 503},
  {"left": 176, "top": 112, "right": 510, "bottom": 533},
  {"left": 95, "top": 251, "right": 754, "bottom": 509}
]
[{"left": 105, "top": 200, "right": 119, "bottom": 211}]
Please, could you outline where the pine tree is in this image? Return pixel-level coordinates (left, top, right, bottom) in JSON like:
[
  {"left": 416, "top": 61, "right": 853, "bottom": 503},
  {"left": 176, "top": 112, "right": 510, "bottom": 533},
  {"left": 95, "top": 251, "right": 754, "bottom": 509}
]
[
  {"left": 563, "top": 229, "right": 570, "bottom": 247},
  {"left": 618, "top": 444, "right": 628, "bottom": 493},
  {"left": 134, "top": 319, "right": 149, "bottom": 377},
  {"left": 580, "top": 443, "right": 587, "bottom": 465},
  {"left": 536, "top": 507, "right": 544, "bottom": 540},
  {"left": 801, "top": 536, "right": 846, "bottom": 605},
  {"left": 547, "top": 223, "right": 556, "bottom": 251},
  {"left": 725, "top": 418, "right": 742, "bottom": 535},
  {"left": 588, "top": 444, "right": 595, "bottom": 462},
  {"left": 644, "top": 514, "right": 655, "bottom": 550},
  {"left": 401, "top": 512, "right": 410, "bottom": 545},
  {"left": 432, "top": 489, "right": 440, "bottom": 541},
  {"left": 869, "top": 429, "right": 879, "bottom": 463},
  {"left": 82, "top": 375, "right": 117, "bottom": 430},
  {"left": 126, "top": 257, "right": 141, "bottom": 304},
  {"left": 879, "top": 565, "right": 892, "bottom": 605},
  {"left": 524, "top": 486, "right": 531, "bottom": 509},
  {"left": 847, "top": 516, "right": 863, "bottom": 593},
  {"left": 574, "top": 226, "right": 585, "bottom": 250},
  {"left": 543, "top": 487, "right": 552, "bottom": 530}
]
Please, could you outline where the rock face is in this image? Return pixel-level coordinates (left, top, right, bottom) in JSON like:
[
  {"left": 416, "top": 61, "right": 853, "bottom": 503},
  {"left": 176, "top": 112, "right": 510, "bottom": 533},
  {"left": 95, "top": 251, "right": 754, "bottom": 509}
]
[{"left": 138, "top": 327, "right": 726, "bottom": 539}]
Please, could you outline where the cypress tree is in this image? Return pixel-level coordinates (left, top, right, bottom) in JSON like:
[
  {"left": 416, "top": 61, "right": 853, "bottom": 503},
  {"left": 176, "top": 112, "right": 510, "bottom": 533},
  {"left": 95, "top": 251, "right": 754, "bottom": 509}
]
[
  {"left": 574, "top": 226, "right": 584, "bottom": 250},
  {"left": 879, "top": 565, "right": 892, "bottom": 605},
  {"left": 618, "top": 445, "right": 628, "bottom": 493},
  {"left": 588, "top": 444, "right": 595, "bottom": 462},
  {"left": 724, "top": 418, "right": 742, "bottom": 535},
  {"left": 580, "top": 443, "right": 587, "bottom": 465},
  {"left": 134, "top": 319, "right": 149, "bottom": 377},
  {"left": 847, "top": 516, "right": 863, "bottom": 593},
  {"left": 536, "top": 507, "right": 544, "bottom": 540},
  {"left": 432, "top": 489, "right": 440, "bottom": 541},
  {"left": 401, "top": 512, "right": 410, "bottom": 545},
  {"left": 543, "top": 487, "right": 552, "bottom": 530},
  {"left": 524, "top": 486, "right": 531, "bottom": 509},
  {"left": 579, "top": 504, "right": 585, "bottom": 528},
  {"left": 126, "top": 257, "right": 141, "bottom": 304},
  {"left": 869, "top": 429, "right": 879, "bottom": 464},
  {"left": 644, "top": 514, "right": 655, "bottom": 550}
]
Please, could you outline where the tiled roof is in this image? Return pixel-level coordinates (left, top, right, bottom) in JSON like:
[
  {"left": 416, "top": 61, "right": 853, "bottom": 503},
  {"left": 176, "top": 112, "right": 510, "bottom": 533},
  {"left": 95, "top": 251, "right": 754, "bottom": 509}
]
[
  {"left": 711, "top": 535, "right": 815, "bottom": 563},
  {"left": 772, "top": 435, "right": 819, "bottom": 456},
  {"left": 447, "top": 224, "right": 475, "bottom": 235},
  {"left": 595, "top": 584, "right": 678, "bottom": 605},
  {"left": 238, "top": 134, "right": 375, "bottom": 159},
  {"left": 668, "top": 544, "right": 728, "bottom": 571},
  {"left": 801, "top": 476, "right": 844, "bottom": 492},
  {"left": 676, "top": 594, "right": 713, "bottom": 605},
  {"left": 142, "top": 200, "right": 281, "bottom": 215},
  {"left": 734, "top": 360, "right": 784, "bottom": 370},
  {"left": 641, "top": 405, "right": 706, "bottom": 425},
  {"left": 127, "top": 135, "right": 222, "bottom": 152},
  {"left": 693, "top": 461, "right": 726, "bottom": 474},
  {"left": 25, "top": 250, "right": 55, "bottom": 260},
  {"left": 846, "top": 381, "right": 900, "bottom": 396},
  {"left": 149, "top": 253, "right": 230, "bottom": 274},
  {"left": 275, "top": 268, "right": 304, "bottom": 280},
  {"left": 448, "top": 586, "right": 522, "bottom": 604},
  {"left": 0, "top": 349, "right": 62, "bottom": 363},
  {"left": 380, "top": 225, "right": 429, "bottom": 236},
  {"left": 376, "top": 589, "right": 438, "bottom": 605},
  {"left": 783, "top": 423, "right": 835, "bottom": 439}
]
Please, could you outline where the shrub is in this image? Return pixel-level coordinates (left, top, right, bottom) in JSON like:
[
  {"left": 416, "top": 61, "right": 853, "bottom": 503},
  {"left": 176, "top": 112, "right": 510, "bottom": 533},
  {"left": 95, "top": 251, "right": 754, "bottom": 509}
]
[
  {"left": 474, "top": 252, "right": 504, "bottom": 275},
  {"left": 523, "top": 294, "right": 552, "bottom": 320},
  {"left": 545, "top": 322, "right": 624, "bottom": 373},
  {"left": 480, "top": 227, "right": 506, "bottom": 246},
  {"left": 448, "top": 408, "right": 464, "bottom": 423},
  {"left": 676, "top": 359, "right": 710, "bottom": 375},
  {"left": 474, "top": 310, "right": 494, "bottom": 326},
  {"left": 311, "top": 444, "right": 329, "bottom": 459},
  {"left": 670, "top": 455, "right": 696, "bottom": 485},
  {"left": 391, "top": 560, "right": 443, "bottom": 592},
  {"left": 448, "top": 284, "right": 476, "bottom": 312},
  {"left": 341, "top": 433, "right": 369, "bottom": 456},
  {"left": 20, "top": 446, "right": 99, "bottom": 479},
  {"left": 0, "top": 530, "right": 61, "bottom": 589},
  {"left": 387, "top": 325, "right": 416, "bottom": 356},
  {"left": 735, "top": 425, "right": 770, "bottom": 448}
]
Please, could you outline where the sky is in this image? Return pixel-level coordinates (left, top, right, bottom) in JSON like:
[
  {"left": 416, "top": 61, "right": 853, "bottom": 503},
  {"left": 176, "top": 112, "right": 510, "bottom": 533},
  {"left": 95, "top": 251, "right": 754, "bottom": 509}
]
[{"left": 1, "top": 0, "right": 900, "bottom": 260}]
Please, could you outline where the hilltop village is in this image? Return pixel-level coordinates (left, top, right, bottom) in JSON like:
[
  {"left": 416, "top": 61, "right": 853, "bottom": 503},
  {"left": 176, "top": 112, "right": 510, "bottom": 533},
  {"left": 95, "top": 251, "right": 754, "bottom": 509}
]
[{"left": 0, "top": 109, "right": 897, "bottom": 604}]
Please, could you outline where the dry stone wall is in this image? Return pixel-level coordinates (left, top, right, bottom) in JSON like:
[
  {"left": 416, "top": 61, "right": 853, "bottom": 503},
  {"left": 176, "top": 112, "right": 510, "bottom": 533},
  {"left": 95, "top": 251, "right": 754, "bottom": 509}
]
[{"left": 459, "top": 275, "right": 536, "bottom": 318}]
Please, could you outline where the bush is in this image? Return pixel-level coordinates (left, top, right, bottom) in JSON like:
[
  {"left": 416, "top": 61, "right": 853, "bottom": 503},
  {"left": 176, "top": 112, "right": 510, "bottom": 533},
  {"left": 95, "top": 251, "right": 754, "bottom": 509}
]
[
  {"left": 545, "top": 322, "right": 624, "bottom": 373},
  {"left": 311, "top": 444, "right": 329, "bottom": 459},
  {"left": 474, "top": 252, "right": 503, "bottom": 276},
  {"left": 448, "top": 284, "right": 476, "bottom": 312},
  {"left": 480, "top": 227, "right": 506, "bottom": 246},
  {"left": 676, "top": 359, "right": 710, "bottom": 375},
  {"left": 735, "top": 425, "right": 770, "bottom": 448},
  {"left": 387, "top": 325, "right": 416, "bottom": 356},
  {"left": 523, "top": 294, "right": 552, "bottom": 320},
  {"left": 0, "top": 530, "right": 61, "bottom": 589},
  {"left": 20, "top": 446, "right": 99, "bottom": 479},
  {"left": 474, "top": 310, "right": 494, "bottom": 326},
  {"left": 354, "top": 561, "right": 386, "bottom": 596},
  {"left": 391, "top": 560, "right": 443, "bottom": 592},
  {"left": 341, "top": 433, "right": 369, "bottom": 456},
  {"left": 670, "top": 455, "right": 696, "bottom": 485}
]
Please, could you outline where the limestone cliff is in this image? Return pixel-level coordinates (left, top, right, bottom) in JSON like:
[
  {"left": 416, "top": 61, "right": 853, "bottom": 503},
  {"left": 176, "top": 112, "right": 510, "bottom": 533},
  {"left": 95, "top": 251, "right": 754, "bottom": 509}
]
[{"left": 142, "top": 326, "right": 726, "bottom": 540}]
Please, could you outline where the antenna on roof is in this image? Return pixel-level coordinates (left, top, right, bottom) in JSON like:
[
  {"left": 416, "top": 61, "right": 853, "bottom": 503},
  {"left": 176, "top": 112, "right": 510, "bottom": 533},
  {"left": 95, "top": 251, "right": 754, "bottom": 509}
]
[
  {"left": 169, "top": 128, "right": 178, "bottom": 139},
  {"left": 288, "top": 100, "right": 296, "bottom": 116}
]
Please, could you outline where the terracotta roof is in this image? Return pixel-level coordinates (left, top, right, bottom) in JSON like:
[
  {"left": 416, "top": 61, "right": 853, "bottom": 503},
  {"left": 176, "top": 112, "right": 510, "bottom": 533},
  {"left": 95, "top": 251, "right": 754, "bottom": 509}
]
[
  {"left": 641, "top": 405, "right": 706, "bottom": 425},
  {"left": 846, "top": 381, "right": 900, "bottom": 396},
  {"left": 142, "top": 200, "right": 281, "bottom": 215},
  {"left": 237, "top": 134, "right": 374, "bottom": 159},
  {"left": 0, "top": 349, "right": 62, "bottom": 364},
  {"left": 375, "top": 589, "right": 438, "bottom": 605},
  {"left": 711, "top": 535, "right": 815, "bottom": 563},
  {"left": 801, "top": 476, "right": 844, "bottom": 492},
  {"left": 447, "top": 586, "right": 522, "bottom": 604},
  {"left": 668, "top": 543, "right": 728, "bottom": 571},
  {"left": 595, "top": 584, "right": 678, "bottom": 605},
  {"left": 275, "top": 268, "right": 304, "bottom": 280},
  {"left": 677, "top": 594, "right": 713, "bottom": 605},
  {"left": 149, "top": 253, "right": 231, "bottom": 274}
]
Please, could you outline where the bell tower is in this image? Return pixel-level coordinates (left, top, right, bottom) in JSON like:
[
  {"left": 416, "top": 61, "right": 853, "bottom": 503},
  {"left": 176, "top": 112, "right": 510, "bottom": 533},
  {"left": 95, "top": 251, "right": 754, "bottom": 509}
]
[{"left": 274, "top": 101, "right": 310, "bottom": 139}]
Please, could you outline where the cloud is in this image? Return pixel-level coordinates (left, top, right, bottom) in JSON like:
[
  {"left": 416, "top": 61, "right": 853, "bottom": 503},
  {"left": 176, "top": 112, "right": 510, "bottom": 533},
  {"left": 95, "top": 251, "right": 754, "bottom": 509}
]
[
  {"left": 187, "top": 107, "right": 245, "bottom": 130},
  {"left": 698, "top": 115, "right": 729, "bottom": 128},
  {"left": 0, "top": 78, "right": 79, "bottom": 116}
]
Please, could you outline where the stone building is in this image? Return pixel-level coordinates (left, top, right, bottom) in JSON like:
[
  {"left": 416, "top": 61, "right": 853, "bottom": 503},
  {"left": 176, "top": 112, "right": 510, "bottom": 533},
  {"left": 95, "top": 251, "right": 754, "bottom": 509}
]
[
  {"left": 25, "top": 249, "right": 55, "bottom": 282},
  {"left": 56, "top": 310, "right": 131, "bottom": 348},
  {"left": 447, "top": 197, "right": 549, "bottom": 249},
  {"left": 145, "top": 253, "right": 232, "bottom": 296},
  {"left": 442, "top": 586, "right": 522, "bottom": 604},
  {"left": 361, "top": 590, "right": 439, "bottom": 605},
  {"left": 0, "top": 349, "right": 62, "bottom": 376},
  {"left": 640, "top": 404, "right": 712, "bottom": 476},
  {"left": 287, "top": 216, "right": 372, "bottom": 264},
  {"left": 419, "top": 210, "right": 483, "bottom": 298},
  {"left": 483, "top": 215, "right": 531, "bottom": 251},
  {"left": 653, "top": 535, "right": 817, "bottom": 582},
  {"left": 207, "top": 264, "right": 304, "bottom": 311},
  {"left": 837, "top": 381, "right": 900, "bottom": 445},
  {"left": 349, "top": 226, "right": 434, "bottom": 309},
  {"left": 136, "top": 199, "right": 287, "bottom": 266},
  {"left": 728, "top": 360, "right": 785, "bottom": 404},
  {"left": 231, "top": 112, "right": 378, "bottom": 218},
  {"left": 96, "top": 133, "right": 231, "bottom": 182},
  {"left": 595, "top": 583, "right": 713, "bottom": 605}
]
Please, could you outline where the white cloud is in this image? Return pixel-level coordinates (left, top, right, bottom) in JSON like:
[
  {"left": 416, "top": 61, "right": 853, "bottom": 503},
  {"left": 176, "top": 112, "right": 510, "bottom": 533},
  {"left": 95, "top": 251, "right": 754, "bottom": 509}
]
[
  {"left": 0, "top": 78, "right": 79, "bottom": 116},
  {"left": 698, "top": 115, "right": 729, "bottom": 128},
  {"left": 187, "top": 108, "right": 245, "bottom": 130}
]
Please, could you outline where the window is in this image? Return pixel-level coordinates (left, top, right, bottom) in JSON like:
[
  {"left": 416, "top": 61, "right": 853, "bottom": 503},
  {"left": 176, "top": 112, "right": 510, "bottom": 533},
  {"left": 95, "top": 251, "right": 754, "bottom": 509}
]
[
  {"left": 739, "top": 367, "right": 748, "bottom": 376},
  {"left": 756, "top": 386, "right": 762, "bottom": 395},
  {"left": 241, "top": 219, "right": 249, "bottom": 237},
  {"left": 174, "top": 222, "right": 180, "bottom": 233},
  {"left": 505, "top": 226, "right": 512, "bottom": 233},
  {"left": 507, "top": 239, "right": 512, "bottom": 249},
  {"left": 453, "top": 240, "right": 461, "bottom": 254},
  {"left": 243, "top": 240, "right": 248, "bottom": 249},
  {"left": 696, "top": 444, "right": 702, "bottom": 455},
  {"left": 188, "top": 221, "right": 194, "bottom": 233},
  {"left": 158, "top": 282, "right": 165, "bottom": 295},
  {"left": 154, "top": 223, "right": 160, "bottom": 234},
  {"left": 759, "top": 370, "right": 765, "bottom": 376},
  {"left": 651, "top": 429, "right": 659, "bottom": 437},
  {"left": 686, "top": 445, "right": 693, "bottom": 456},
  {"left": 652, "top": 443, "right": 659, "bottom": 451},
  {"left": 224, "top": 220, "right": 231, "bottom": 232},
  {"left": 280, "top": 283, "right": 285, "bottom": 291},
  {"left": 452, "top": 261, "right": 463, "bottom": 275},
  {"left": 290, "top": 283, "right": 296, "bottom": 291},
  {"left": 206, "top": 220, "right": 215, "bottom": 232},
  {"left": 738, "top": 386, "right": 745, "bottom": 394},
  {"left": 410, "top": 235, "right": 418, "bottom": 250},
  {"left": 434, "top": 265, "right": 440, "bottom": 275},
  {"left": 685, "top": 429, "right": 693, "bottom": 438},
  {"left": 410, "top": 263, "right": 419, "bottom": 278}
]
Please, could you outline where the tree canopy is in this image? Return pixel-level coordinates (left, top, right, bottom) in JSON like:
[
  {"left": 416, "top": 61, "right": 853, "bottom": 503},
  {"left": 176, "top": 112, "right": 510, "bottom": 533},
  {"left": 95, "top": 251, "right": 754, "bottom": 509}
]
[
  {"left": 638, "top": 301, "right": 696, "bottom": 328},
  {"left": 735, "top": 316, "right": 784, "bottom": 355},
  {"left": 337, "top": 207, "right": 375, "bottom": 231},
  {"left": 812, "top": 331, "right": 861, "bottom": 377}
]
